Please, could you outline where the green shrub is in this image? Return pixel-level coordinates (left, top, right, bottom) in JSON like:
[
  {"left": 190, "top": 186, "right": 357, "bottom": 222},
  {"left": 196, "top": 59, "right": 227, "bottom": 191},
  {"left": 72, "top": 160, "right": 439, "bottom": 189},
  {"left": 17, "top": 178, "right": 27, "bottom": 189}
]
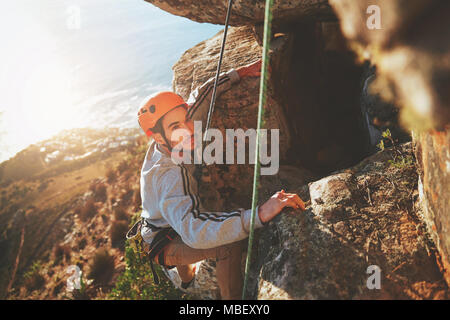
[
  {"left": 106, "top": 168, "right": 117, "bottom": 184},
  {"left": 95, "top": 183, "right": 108, "bottom": 202},
  {"left": 77, "top": 237, "right": 87, "bottom": 250},
  {"left": 122, "top": 170, "right": 133, "bottom": 182},
  {"left": 78, "top": 198, "right": 97, "bottom": 222},
  {"left": 23, "top": 261, "right": 46, "bottom": 293},
  {"left": 71, "top": 277, "right": 90, "bottom": 300},
  {"left": 378, "top": 129, "right": 415, "bottom": 169},
  {"left": 87, "top": 249, "right": 115, "bottom": 286},
  {"left": 113, "top": 207, "right": 129, "bottom": 222},
  {"left": 53, "top": 244, "right": 71, "bottom": 264},
  {"left": 111, "top": 220, "right": 128, "bottom": 250},
  {"left": 120, "top": 188, "right": 134, "bottom": 206},
  {"left": 90, "top": 182, "right": 107, "bottom": 202},
  {"left": 110, "top": 244, "right": 185, "bottom": 300},
  {"left": 52, "top": 281, "right": 65, "bottom": 297},
  {"left": 132, "top": 189, "right": 141, "bottom": 211},
  {"left": 101, "top": 213, "right": 109, "bottom": 224},
  {"left": 116, "top": 160, "right": 128, "bottom": 174}
]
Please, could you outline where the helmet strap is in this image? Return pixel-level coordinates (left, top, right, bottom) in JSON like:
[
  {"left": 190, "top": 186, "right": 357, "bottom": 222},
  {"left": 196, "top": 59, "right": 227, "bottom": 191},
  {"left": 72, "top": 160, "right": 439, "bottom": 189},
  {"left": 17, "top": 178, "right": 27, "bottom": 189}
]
[{"left": 160, "top": 129, "right": 173, "bottom": 153}]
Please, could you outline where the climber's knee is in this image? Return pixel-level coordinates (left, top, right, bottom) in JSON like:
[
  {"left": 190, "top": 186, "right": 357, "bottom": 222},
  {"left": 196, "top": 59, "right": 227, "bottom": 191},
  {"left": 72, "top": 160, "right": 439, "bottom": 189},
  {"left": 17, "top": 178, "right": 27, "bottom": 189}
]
[{"left": 216, "top": 240, "right": 244, "bottom": 261}]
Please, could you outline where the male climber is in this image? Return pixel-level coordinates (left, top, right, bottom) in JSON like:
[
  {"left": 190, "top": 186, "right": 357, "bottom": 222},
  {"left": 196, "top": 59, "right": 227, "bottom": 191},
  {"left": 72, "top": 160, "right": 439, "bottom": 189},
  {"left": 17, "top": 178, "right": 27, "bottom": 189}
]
[{"left": 137, "top": 59, "right": 305, "bottom": 299}]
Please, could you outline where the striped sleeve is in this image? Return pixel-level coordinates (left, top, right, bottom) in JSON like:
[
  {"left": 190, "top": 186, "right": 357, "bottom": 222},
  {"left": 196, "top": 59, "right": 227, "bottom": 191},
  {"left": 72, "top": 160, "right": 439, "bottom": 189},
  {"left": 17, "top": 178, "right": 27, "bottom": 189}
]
[
  {"left": 186, "top": 69, "right": 240, "bottom": 125},
  {"left": 156, "top": 164, "right": 263, "bottom": 249}
]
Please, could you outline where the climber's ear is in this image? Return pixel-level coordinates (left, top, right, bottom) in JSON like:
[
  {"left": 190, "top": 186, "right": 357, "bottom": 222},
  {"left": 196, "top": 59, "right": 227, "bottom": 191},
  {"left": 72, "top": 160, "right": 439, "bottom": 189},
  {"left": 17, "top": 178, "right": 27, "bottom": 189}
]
[{"left": 152, "top": 132, "right": 165, "bottom": 146}]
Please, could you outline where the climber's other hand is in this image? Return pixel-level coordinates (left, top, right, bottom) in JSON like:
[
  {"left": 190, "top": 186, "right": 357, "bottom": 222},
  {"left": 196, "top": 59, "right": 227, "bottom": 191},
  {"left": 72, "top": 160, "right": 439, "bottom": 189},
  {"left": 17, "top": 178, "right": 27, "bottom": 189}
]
[
  {"left": 237, "top": 59, "right": 261, "bottom": 78},
  {"left": 258, "top": 190, "right": 305, "bottom": 224}
]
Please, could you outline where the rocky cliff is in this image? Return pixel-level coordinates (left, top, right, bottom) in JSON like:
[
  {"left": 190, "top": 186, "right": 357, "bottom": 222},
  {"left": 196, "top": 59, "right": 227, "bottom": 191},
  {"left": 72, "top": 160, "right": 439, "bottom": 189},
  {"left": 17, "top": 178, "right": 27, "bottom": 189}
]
[
  {"left": 152, "top": 0, "right": 449, "bottom": 299},
  {"left": 145, "top": 0, "right": 335, "bottom": 26},
  {"left": 329, "top": 0, "right": 450, "bottom": 289},
  {"left": 251, "top": 142, "right": 447, "bottom": 299}
]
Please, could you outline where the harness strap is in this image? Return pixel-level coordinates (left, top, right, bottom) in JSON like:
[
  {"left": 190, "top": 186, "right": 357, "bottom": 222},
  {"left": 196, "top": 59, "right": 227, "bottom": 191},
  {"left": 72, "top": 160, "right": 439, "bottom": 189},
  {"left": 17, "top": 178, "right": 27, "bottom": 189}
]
[
  {"left": 146, "top": 228, "right": 178, "bottom": 283},
  {"left": 149, "top": 259, "right": 160, "bottom": 285},
  {"left": 143, "top": 219, "right": 163, "bottom": 232},
  {"left": 157, "top": 250, "right": 164, "bottom": 266}
]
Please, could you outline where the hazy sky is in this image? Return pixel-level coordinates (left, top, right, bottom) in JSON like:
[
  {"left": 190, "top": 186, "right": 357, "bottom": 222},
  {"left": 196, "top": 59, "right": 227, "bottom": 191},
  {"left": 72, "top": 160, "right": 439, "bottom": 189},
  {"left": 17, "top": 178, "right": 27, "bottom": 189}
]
[{"left": 0, "top": 0, "right": 222, "bottom": 162}]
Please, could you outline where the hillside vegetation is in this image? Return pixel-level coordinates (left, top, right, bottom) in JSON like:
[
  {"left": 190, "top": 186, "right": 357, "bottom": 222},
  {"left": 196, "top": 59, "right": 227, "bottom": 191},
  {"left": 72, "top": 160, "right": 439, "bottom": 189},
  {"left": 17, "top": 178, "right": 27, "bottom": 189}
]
[{"left": 0, "top": 128, "right": 184, "bottom": 299}]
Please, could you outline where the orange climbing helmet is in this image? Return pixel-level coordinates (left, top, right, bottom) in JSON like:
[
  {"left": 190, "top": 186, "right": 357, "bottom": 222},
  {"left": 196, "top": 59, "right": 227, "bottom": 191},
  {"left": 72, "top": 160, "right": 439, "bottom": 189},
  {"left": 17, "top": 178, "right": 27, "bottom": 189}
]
[{"left": 138, "top": 91, "right": 188, "bottom": 137}]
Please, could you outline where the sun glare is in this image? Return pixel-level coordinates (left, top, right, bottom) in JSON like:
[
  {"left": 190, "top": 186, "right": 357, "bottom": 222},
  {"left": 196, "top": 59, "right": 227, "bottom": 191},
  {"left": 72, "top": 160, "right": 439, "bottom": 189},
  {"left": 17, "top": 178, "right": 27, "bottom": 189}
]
[
  {"left": 0, "top": 3, "right": 81, "bottom": 160},
  {"left": 22, "top": 58, "right": 77, "bottom": 138}
]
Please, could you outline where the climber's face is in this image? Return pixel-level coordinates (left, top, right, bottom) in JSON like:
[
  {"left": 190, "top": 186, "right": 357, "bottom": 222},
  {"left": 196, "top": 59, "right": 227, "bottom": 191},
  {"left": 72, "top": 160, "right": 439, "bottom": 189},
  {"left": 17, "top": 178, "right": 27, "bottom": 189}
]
[{"left": 160, "top": 105, "right": 194, "bottom": 151}]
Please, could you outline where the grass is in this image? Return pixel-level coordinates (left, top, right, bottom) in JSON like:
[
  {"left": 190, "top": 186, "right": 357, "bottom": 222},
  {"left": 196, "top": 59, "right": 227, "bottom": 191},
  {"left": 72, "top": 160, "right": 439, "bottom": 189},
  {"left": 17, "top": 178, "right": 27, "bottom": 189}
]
[
  {"left": 29, "top": 150, "right": 128, "bottom": 209},
  {"left": 378, "top": 128, "right": 415, "bottom": 169}
]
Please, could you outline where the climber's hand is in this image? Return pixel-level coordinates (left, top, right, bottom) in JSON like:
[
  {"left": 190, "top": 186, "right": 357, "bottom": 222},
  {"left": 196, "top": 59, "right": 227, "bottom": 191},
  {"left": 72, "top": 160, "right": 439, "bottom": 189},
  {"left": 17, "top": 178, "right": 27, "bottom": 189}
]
[
  {"left": 258, "top": 190, "right": 305, "bottom": 224},
  {"left": 237, "top": 59, "right": 262, "bottom": 78}
]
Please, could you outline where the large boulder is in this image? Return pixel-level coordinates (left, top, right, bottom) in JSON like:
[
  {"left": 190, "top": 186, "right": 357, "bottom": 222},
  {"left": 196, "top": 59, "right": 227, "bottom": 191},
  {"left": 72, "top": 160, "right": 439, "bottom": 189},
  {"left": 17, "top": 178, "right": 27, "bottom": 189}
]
[
  {"left": 145, "top": 0, "right": 335, "bottom": 26},
  {"left": 173, "top": 21, "right": 373, "bottom": 177},
  {"left": 172, "top": 26, "right": 293, "bottom": 211},
  {"left": 248, "top": 142, "right": 449, "bottom": 299}
]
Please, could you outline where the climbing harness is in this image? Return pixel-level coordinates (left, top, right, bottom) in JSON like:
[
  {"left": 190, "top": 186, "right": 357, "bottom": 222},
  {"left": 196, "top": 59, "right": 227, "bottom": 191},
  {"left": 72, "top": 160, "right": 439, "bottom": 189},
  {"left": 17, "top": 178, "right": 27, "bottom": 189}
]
[
  {"left": 242, "top": 0, "right": 274, "bottom": 300},
  {"left": 126, "top": 219, "right": 177, "bottom": 285}
]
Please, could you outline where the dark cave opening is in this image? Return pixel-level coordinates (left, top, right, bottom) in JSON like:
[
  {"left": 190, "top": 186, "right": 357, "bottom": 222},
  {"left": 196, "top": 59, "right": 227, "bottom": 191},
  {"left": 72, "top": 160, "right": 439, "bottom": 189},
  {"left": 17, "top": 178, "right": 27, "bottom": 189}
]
[{"left": 271, "top": 21, "right": 371, "bottom": 175}]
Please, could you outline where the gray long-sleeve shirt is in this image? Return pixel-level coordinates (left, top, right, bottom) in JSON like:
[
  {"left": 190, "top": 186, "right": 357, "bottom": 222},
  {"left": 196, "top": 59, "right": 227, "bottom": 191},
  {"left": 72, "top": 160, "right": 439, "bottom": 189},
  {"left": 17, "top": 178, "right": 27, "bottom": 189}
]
[{"left": 140, "top": 69, "right": 264, "bottom": 249}]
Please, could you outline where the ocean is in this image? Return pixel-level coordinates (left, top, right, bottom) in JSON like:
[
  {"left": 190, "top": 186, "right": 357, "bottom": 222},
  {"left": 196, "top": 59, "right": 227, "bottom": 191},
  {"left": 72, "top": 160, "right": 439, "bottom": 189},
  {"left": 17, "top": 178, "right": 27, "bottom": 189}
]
[{"left": 0, "top": 0, "right": 222, "bottom": 163}]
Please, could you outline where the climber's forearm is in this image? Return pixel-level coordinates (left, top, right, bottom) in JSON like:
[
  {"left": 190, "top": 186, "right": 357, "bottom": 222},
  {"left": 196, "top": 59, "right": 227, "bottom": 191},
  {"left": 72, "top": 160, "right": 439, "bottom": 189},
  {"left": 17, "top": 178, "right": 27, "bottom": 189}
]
[
  {"left": 155, "top": 166, "right": 265, "bottom": 249},
  {"left": 171, "top": 206, "right": 264, "bottom": 249}
]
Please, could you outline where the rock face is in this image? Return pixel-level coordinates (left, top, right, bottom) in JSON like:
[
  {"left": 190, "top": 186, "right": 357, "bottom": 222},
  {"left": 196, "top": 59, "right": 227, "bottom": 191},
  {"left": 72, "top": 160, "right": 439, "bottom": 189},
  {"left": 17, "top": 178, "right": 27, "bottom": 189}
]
[
  {"left": 145, "top": 0, "right": 335, "bottom": 26},
  {"left": 173, "top": 26, "right": 295, "bottom": 211},
  {"left": 250, "top": 143, "right": 448, "bottom": 299},
  {"left": 414, "top": 127, "right": 450, "bottom": 285},
  {"left": 173, "top": 23, "right": 372, "bottom": 177}
]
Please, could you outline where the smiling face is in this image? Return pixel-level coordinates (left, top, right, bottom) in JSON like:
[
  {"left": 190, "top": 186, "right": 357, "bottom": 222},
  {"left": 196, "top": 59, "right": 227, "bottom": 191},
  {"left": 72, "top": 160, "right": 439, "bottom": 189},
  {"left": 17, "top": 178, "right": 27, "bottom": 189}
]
[{"left": 153, "top": 105, "right": 194, "bottom": 152}]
